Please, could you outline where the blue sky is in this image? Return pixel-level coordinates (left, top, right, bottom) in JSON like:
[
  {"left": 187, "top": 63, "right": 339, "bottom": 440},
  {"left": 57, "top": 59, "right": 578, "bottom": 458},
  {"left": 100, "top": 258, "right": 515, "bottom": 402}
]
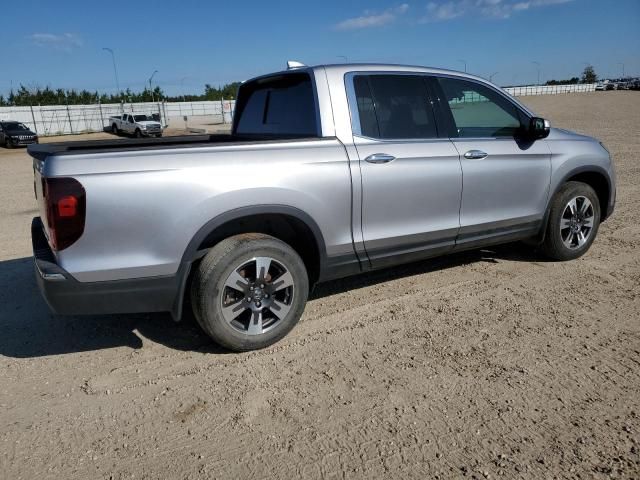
[{"left": 1, "top": 0, "right": 639, "bottom": 97}]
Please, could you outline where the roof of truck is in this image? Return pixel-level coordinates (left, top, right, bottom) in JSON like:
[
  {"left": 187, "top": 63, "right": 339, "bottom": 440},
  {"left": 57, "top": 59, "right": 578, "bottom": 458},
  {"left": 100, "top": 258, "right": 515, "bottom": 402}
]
[
  {"left": 261, "top": 62, "right": 495, "bottom": 87},
  {"left": 318, "top": 63, "right": 466, "bottom": 75}
]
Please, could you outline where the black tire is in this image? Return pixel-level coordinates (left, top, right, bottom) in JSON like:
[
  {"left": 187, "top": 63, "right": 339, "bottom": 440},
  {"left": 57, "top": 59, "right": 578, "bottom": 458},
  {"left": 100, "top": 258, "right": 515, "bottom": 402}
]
[
  {"left": 540, "top": 181, "right": 601, "bottom": 261},
  {"left": 134, "top": 129, "right": 142, "bottom": 138},
  {"left": 5, "top": 137, "right": 14, "bottom": 149},
  {"left": 155, "top": 133, "right": 162, "bottom": 138},
  {"left": 190, "top": 233, "right": 309, "bottom": 351}
]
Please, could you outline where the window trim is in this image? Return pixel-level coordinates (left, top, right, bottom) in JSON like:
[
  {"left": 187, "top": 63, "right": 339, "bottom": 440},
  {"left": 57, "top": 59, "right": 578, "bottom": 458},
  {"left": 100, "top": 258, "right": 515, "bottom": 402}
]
[
  {"left": 346, "top": 71, "right": 443, "bottom": 142},
  {"left": 345, "top": 71, "right": 533, "bottom": 142}
]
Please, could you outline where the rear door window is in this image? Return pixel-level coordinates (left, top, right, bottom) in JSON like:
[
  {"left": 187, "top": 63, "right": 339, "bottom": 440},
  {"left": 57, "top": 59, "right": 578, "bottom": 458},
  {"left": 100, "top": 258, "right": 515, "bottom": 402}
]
[
  {"left": 352, "top": 74, "right": 438, "bottom": 140},
  {"left": 234, "top": 72, "right": 318, "bottom": 137}
]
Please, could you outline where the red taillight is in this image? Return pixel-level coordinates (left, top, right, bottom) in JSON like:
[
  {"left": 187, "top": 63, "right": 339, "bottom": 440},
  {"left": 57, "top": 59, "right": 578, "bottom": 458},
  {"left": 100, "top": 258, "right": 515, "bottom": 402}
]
[
  {"left": 57, "top": 195, "right": 78, "bottom": 217},
  {"left": 44, "top": 177, "right": 86, "bottom": 251}
]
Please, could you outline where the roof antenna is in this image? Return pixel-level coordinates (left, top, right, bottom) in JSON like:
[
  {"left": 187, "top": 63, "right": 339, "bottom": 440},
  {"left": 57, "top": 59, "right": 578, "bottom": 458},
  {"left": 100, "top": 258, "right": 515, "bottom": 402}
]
[{"left": 287, "top": 60, "right": 307, "bottom": 70}]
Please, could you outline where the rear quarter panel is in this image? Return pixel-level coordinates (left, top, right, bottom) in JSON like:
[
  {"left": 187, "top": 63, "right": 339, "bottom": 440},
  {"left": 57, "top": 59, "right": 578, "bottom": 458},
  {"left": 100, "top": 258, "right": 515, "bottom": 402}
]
[{"left": 46, "top": 139, "right": 353, "bottom": 282}]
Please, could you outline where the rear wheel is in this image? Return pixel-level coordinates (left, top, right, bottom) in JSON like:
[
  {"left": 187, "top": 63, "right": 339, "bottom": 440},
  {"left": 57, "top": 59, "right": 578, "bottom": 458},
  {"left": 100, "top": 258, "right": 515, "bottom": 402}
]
[
  {"left": 112, "top": 124, "right": 119, "bottom": 135},
  {"left": 540, "top": 181, "right": 601, "bottom": 260},
  {"left": 191, "top": 233, "right": 308, "bottom": 351}
]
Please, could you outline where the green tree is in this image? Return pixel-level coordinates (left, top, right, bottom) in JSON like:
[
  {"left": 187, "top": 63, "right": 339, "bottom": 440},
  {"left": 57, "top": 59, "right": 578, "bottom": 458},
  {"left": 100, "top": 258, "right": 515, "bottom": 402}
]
[
  {"left": 0, "top": 81, "right": 242, "bottom": 106},
  {"left": 582, "top": 65, "right": 597, "bottom": 84},
  {"left": 545, "top": 77, "right": 579, "bottom": 86},
  {"left": 203, "top": 82, "right": 241, "bottom": 101}
]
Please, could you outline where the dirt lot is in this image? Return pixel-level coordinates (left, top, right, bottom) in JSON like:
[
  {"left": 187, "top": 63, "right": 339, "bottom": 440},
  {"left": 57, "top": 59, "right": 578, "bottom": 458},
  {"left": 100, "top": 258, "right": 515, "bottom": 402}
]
[{"left": 1, "top": 92, "right": 639, "bottom": 479}]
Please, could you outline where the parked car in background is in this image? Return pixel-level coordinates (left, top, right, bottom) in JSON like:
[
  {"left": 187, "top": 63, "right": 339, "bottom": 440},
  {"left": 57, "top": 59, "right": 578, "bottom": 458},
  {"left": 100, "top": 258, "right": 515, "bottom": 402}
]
[
  {"left": 0, "top": 121, "right": 38, "bottom": 148},
  {"left": 596, "top": 82, "right": 615, "bottom": 91},
  {"left": 109, "top": 113, "right": 163, "bottom": 138},
  {"left": 30, "top": 62, "right": 616, "bottom": 351}
]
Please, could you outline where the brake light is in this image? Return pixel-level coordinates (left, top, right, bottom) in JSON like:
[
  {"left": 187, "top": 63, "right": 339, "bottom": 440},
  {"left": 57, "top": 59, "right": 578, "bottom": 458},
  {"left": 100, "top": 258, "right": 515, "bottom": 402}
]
[
  {"left": 44, "top": 177, "right": 86, "bottom": 251},
  {"left": 57, "top": 196, "right": 78, "bottom": 217}
]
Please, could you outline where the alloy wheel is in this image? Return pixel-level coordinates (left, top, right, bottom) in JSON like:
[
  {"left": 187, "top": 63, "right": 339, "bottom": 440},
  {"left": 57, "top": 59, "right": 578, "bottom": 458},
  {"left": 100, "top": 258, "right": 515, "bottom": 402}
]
[
  {"left": 560, "top": 196, "right": 595, "bottom": 249},
  {"left": 220, "top": 257, "right": 295, "bottom": 335}
]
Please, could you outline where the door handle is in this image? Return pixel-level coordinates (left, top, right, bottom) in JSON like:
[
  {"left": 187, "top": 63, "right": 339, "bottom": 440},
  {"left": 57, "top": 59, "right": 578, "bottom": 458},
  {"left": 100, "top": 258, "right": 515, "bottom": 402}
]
[
  {"left": 365, "top": 153, "right": 396, "bottom": 164},
  {"left": 464, "top": 150, "right": 488, "bottom": 160}
]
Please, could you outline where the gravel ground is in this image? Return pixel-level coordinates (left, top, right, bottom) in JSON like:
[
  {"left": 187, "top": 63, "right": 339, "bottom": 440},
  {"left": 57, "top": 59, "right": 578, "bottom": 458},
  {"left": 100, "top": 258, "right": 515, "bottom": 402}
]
[{"left": 0, "top": 91, "right": 638, "bottom": 479}]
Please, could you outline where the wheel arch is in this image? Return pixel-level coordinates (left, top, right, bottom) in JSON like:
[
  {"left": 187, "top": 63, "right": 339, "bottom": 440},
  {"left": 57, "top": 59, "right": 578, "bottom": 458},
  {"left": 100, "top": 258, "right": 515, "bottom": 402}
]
[
  {"left": 536, "top": 166, "right": 612, "bottom": 244},
  {"left": 172, "top": 206, "right": 327, "bottom": 321},
  {"left": 563, "top": 169, "right": 611, "bottom": 222}
]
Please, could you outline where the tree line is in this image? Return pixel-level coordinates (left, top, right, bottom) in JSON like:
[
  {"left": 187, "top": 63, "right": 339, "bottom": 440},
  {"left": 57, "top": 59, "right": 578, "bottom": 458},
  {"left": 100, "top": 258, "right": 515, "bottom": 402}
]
[
  {"left": 545, "top": 66, "right": 598, "bottom": 86},
  {"left": 0, "top": 82, "right": 242, "bottom": 107}
]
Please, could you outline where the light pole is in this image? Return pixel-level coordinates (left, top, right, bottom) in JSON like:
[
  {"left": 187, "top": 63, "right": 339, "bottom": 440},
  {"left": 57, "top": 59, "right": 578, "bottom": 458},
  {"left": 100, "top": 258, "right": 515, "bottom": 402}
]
[
  {"left": 337, "top": 55, "right": 348, "bottom": 63},
  {"left": 180, "top": 76, "right": 189, "bottom": 102},
  {"left": 102, "top": 47, "right": 120, "bottom": 95},
  {"left": 458, "top": 59, "right": 467, "bottom": 73},
  {"left": 149, "top": 70, "right": 158, "bottom": 103},
  {"left": 489, "top": 72, "right": 499, "bottom": 83},
  {"left": 618, "top": 62, "right": 625, "bottom": 79},
  {"left": 532, "top": 61, "right": 541, "bottom": 85}
]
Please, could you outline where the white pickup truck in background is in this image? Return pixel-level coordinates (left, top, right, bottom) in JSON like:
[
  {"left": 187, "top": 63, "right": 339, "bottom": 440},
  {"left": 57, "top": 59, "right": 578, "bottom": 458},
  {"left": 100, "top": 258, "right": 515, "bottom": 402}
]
[{"left": 109, "top": 113, "right": 163, "bottom": 137}]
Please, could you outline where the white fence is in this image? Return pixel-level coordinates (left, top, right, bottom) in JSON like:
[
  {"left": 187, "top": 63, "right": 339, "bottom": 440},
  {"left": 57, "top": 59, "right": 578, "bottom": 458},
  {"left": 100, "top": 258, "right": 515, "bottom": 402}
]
[
  {"left": 0, "top": 82, "right": 597, "bottom": 137},
  {"left": 0, "top": 100, "right": 236, "bottom": 137},
  {"left": 506, "top": 83, "right": 596, "bottom": 96}
]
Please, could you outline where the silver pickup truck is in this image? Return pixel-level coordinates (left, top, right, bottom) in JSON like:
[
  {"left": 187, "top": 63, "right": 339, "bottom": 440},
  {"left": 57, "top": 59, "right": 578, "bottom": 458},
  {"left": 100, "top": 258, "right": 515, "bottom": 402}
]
[{"left": 30, "top": 62, "right": 616, "bottom": 351}]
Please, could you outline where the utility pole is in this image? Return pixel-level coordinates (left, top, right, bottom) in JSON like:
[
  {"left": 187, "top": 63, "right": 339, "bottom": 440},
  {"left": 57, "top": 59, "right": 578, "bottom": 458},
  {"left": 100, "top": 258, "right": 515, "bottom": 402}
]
[
  {"left": 532, "top": 61, "right": 541, "bottom": 85},
  {"left": 489, "top": 72, "right": 499, "bottom": 83},
  {"left": 458, "top": 59, "right": 467, "bottom": 73},
  {"left": 618, "top": 62, "right": 625, "bottom": 79},
  {"left": 180, "top": 76, "right": 189, "bottom": 102},
  {"left": 102, "top": 48, "right": 121, "bottom": 95}
]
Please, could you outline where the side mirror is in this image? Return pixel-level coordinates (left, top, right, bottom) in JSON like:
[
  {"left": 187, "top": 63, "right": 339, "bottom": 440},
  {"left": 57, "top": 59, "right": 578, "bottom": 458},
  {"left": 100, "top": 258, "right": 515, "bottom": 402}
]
[{"left": 529, "top": 117, "right": 550, "bottom": 139}]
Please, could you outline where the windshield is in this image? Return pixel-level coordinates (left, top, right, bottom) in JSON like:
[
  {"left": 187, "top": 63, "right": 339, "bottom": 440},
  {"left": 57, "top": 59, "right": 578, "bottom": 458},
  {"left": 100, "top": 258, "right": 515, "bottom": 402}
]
[
  {"left": 1, "top": 122, "right": 29, "bottom": 131},
  {"left": 133, "top": 115, "right": 152, "bottom": 122}
]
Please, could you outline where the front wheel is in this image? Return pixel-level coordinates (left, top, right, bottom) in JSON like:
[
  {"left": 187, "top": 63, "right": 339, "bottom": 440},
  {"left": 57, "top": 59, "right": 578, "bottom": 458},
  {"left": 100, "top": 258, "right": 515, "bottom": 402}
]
[
  {"left": 540, "top": 181, "right": 601, "bottom": 260},
  {"left": 134, "top": 129, "right": 142, "bottom": 138},
  {"left": 5, "top": 137, "right": 14, "bottom": 149},
  {"left": 191, "top": 233, "right": 309, "bottom": 351},
  {"left": 112, "top": 124, "right": 119, "bottom": 135}
]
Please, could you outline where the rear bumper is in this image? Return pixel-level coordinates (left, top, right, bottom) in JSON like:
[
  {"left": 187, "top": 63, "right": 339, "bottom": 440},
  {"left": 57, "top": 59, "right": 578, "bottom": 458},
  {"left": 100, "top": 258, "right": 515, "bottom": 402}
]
[{"left": 32, "top": 217, "right": 186, "bottom": 319}]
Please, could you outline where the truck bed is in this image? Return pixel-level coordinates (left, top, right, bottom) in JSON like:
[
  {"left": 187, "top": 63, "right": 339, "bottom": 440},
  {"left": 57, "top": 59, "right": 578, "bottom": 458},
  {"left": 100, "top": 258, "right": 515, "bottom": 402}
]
[{"left": 28, "top": 134, "right": 321, "bottom": 161}]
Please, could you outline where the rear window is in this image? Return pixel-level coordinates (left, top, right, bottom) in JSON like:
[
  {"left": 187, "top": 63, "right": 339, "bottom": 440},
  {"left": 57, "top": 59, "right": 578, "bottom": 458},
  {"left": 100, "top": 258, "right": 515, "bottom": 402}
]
[{"left": 234, "top": 72, "right": 319, "bottom": 137}]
